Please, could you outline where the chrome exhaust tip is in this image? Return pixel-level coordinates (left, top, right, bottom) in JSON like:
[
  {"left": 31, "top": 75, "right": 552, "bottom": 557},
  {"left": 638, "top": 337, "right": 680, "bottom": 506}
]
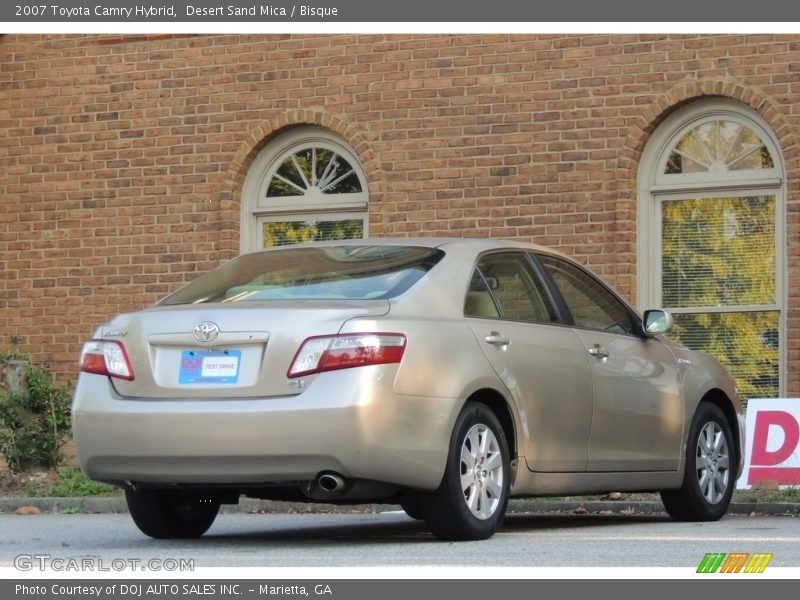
[{"left": 318, "top": 473, "right": 346, "bottom": 493}]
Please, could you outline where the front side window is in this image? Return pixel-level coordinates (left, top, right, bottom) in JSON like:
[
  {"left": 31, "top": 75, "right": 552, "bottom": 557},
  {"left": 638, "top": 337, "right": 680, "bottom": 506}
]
[
  {"left": 241, "top": 127, "right": 369, "bottom": 251},
  {"left": 539, "top": 254, "right": 635, "bottom": 335}
]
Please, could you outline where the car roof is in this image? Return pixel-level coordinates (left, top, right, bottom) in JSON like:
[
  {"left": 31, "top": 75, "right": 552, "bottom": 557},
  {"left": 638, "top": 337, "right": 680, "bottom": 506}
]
[{"left": 255, "top": 236, "right": 562, "bottom": 256}]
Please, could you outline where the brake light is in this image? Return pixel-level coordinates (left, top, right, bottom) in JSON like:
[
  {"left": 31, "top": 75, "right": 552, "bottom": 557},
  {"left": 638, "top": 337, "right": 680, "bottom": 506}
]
[
  {"left": 288, "top": 333, "right": 406, "bottom": 378},
  {"left": 79, "top": 340, "right": 135, "bottom": 381}
]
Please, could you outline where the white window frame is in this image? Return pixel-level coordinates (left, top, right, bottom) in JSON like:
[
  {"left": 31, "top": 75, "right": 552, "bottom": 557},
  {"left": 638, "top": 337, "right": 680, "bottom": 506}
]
[
  {"left": 637, "top": 98, "right": 786, "bottom": 395},
  {"left": 241, "top": 126, "right": 369, "bottom": 252}
]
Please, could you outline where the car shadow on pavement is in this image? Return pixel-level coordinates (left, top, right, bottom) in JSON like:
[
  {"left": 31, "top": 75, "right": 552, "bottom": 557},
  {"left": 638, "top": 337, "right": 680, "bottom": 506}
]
[
  {"left": 202, "top": 516, "right": 436, "bottom": 545},
  {"left": 187, "top": 512, "right": 674, "bottom": 545}
]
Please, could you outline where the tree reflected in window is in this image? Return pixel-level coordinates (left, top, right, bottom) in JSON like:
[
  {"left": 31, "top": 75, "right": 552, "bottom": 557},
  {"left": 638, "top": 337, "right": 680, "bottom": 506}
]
[
  {"left": 262, "top": 219, "right": 364, "bottom": 248},
  {"left": 267, "top": 148, "right": 363, "bottom": 198},
  {"left": 665, "top": 121, "right": 774, "bottom": 175}
]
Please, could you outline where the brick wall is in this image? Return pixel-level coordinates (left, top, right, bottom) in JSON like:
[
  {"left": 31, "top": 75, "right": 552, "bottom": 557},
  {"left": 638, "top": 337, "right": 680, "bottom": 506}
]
[{"left": 1, "top": 34, "right": 798, "bottom": 391}]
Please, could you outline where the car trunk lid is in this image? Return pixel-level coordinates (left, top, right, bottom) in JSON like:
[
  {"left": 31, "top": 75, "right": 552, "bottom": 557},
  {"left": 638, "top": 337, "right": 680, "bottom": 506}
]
[{"left": 103, "top": 300, "right": 389, "bottom": 399}]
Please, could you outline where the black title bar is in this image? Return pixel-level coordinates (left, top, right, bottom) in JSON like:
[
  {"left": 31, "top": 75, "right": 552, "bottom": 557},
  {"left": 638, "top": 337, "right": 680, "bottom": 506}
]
[{"left": 2, "top": 0, "right": 800, "bottom": 22}]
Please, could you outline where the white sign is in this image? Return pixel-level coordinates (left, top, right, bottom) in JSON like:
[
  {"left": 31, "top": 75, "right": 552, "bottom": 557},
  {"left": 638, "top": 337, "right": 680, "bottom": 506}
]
[
  {"left": 737, "top": 398, "right": 800, "bottom": 489},
  {"left": 201, "top": 356, "right": 239, "bottom": 379}
]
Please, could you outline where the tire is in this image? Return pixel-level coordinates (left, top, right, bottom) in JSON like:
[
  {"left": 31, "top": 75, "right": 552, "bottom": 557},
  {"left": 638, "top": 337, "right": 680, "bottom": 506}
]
[
  {"left": 661, "top": 402, "right": 735, "bottom": 521},
  {"left": 399, "top": 495, "right": 424, "bottom": 520},
  {"left": 125, "top": 488, "right": 220, "bottom": 539},
  {"left": 421, "top": 402, "right": 510, "bottom": 541}
]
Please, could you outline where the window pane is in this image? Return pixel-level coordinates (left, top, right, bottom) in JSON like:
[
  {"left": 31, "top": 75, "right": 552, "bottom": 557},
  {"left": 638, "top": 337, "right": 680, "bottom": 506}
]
[
  {"left": 674, "top": 129, "right": 712, "bottom": 170},
  {"left": 161, "top": 245, "right": 444, "bottom": 304},
  {"left": 292, "top": 148, "right": 314, "bottom": 184},
  {"left": 717, "top": 121, "right": 742, "bottom": 160},
  {"left": 661, "top": 196, "right": 775, "bottom": 308},
  {"left": 727, "top": 126, "right": 773, "bottom": 169},
  {"left": 665, "top": 151, "right": 707, "bottom": 174},
  {"left": 266, "top": 147, "right": 363, "bottom": 197},
  {"left": 315, "top": 149, "right": 361, "bottom": 192},
  {"left": 729, "top": 146, "right": 774, "bottom": 170},
  {"left": 267, "top": 174, "right": 304, "bottom": 197},
  {"left": 324, "top": 171, "right": 362, "bottom": 194},
  {"left": 695, "top": 122, "right": 718, "bottom": 162},
  {"left": 671, "top": 311, "right": 779, "bottom": 401},
  {"left": 474, "top": 254, "right": 557, "bottom": 323},
  {"left": 539, "top": 255, "right": 634, "bottom": 334},
  {"left": 275, "top": 157, "right": 306, "bottom": 190},
  {"left": 262, "top": 219, "right": 364, "bottom": 248},
  {"left": 663, "top": 121, "right": 774, "bottom": 174},
  {"left": 464, "top": 269, "right": 500, "bottom": 319},
  {"left": 314, "top": 148, "right": 336, "bottom": 182}
]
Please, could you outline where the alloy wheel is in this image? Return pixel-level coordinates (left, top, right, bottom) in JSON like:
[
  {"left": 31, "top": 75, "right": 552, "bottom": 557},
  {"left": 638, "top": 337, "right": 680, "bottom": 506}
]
[
  {"left": 460, "top": 423, "right": 504, "bottom": 520},
  {"left": 695, "top": 421, "right": 730, "bottom": 505}
]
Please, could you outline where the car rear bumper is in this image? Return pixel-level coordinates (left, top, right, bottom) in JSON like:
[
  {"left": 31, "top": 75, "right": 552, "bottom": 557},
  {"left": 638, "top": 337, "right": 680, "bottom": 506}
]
[{"left": 72, "top": 366, "right": 460, "bottom": 491}]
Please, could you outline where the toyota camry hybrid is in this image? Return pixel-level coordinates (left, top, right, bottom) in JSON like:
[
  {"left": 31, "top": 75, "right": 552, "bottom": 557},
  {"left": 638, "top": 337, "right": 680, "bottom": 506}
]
[{"left": 72, "top": 238, "right": 744, "bottom": 541}]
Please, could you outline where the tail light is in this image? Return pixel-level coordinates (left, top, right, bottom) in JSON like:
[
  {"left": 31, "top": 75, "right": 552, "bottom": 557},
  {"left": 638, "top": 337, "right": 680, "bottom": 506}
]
[
  {"left": 288, "top": 333, "right": 406, "bottom": 378},
  {"left": 79, "top": 340, "right": 135, "bottom": 381}
]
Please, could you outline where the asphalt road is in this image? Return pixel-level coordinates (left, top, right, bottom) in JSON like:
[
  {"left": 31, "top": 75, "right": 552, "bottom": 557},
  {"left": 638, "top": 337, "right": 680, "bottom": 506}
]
[{"left": 1, "top": 511, "right": 799, "bottom": 569}]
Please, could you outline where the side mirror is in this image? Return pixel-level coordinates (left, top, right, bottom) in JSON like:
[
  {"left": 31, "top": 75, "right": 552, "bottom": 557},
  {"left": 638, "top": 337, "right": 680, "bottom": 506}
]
[{"left": 643, "top": 309, "right": 674, "bottom": 336}]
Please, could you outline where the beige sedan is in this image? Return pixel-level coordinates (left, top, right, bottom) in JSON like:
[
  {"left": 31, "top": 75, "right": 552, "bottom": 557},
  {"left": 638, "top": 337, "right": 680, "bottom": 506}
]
[{"left": 72, "top": 239, "right": 744, "bottom": 540}]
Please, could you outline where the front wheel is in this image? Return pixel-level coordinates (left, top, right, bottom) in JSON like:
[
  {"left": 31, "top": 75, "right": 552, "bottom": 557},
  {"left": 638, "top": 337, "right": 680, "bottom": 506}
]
[
  {"left": 126, "top": 488, "right": 220, "bottom": 539},
  {"left": 421, "top": 402, "right": 510, "bottom": 541},
  {"left": 661, "top": 402, "right": 735, "bottom": 521},
  {"left": 399, "top": 494, "right": 424, "bottom": 520}
]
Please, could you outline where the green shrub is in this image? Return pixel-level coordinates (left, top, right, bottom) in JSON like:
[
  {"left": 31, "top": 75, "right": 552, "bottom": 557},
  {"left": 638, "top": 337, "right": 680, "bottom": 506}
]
[
  {"left": 46, "top": 467, "right": 119, "bottom": 497},
  {"left": 0, "top": 355, "right": 72, "bottom": 472}
]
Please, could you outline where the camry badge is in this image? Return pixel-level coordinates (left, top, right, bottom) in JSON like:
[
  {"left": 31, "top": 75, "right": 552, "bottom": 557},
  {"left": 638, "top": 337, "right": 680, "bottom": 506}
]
[
  {"left": 102, "top": 329, "right": 127, "bottom": 338},
  {"left": 193, "top": 322, "right": 220, "bottom": 343}
]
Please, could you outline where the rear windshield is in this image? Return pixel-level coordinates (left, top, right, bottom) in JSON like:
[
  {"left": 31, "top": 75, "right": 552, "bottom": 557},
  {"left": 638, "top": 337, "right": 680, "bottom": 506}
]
[{"left": 160, "top": 245, "right": 445, "bottom": 305}]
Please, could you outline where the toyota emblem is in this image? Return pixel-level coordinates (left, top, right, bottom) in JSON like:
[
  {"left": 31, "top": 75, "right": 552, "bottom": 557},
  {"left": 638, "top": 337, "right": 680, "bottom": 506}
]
[{"left": 193, "top": 321, "right": 220, "bottom": 343}]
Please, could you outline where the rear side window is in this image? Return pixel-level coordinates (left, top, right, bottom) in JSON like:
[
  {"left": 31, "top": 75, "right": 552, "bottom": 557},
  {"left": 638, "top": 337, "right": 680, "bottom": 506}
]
[
  {"left": 161, "top": 245, "right": 445, "bottom": 305},
  {"left": 467, "top": 253, "right": 558, "bottom": 323}
]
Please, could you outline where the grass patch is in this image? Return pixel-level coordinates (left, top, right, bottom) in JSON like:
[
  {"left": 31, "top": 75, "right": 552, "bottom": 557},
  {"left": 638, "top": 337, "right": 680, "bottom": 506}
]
[
  {"left": 45, "top": 467, "right": 121, "bottom": 497},
  {"left": 736, "top": 487, "right": 800, "bottom": 504}
]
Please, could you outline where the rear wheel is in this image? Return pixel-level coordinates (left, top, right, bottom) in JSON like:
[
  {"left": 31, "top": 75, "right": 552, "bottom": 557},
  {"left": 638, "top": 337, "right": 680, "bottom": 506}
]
[
  {"left": 661, "top": 402, "right": 735, "bottom": 521},
  {"left": 125, "top": 488, "right": 220, "bottom": 539},
  {"left": 421, "top": 402, "right": 510, "bottom": 541}
]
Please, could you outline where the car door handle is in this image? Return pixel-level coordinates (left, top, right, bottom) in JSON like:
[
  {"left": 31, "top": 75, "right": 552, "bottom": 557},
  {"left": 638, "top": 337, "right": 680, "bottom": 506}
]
[
  {"left": 484, "top": 332, "right": 511, "bottom": 347},
  {"left": 588, "top": 345, "right": 609, "bottom": 358}
]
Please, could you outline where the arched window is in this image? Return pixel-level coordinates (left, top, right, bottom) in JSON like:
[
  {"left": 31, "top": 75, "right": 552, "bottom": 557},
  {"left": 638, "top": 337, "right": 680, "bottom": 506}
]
[
  {"left": 638, "top": 99, "right": 785, "bottom": 400},
  {"left": 241, "top": 127, "right": 369, "bottom": 251}
]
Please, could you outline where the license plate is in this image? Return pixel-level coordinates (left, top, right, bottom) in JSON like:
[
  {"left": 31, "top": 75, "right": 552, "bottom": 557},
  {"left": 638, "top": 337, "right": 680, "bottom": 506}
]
[{"left": 179, "top": 350, "right": 241, "bottom": 384}]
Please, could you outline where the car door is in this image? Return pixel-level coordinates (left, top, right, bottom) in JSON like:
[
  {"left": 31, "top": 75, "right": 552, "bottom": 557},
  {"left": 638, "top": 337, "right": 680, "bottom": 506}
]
[
  {"left": 537, "top": 254, "right": 684, "bottom": 472},
  {"left": 465, "top": 251, "right": 594, "bottom": 472}
]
